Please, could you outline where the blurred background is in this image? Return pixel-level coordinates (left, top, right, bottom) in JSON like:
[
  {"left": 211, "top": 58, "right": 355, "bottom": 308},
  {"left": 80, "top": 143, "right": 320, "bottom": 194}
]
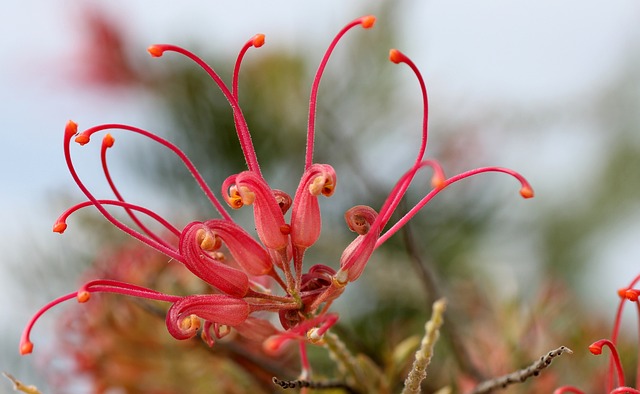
[{"left": 1, "top": 0, "right": 640, "bottom": 392}]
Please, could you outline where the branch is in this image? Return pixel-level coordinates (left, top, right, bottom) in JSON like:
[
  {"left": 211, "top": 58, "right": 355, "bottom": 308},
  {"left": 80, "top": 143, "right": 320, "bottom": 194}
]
[
  {"left": 469, "top": 346, "right": 573, "bottom": 394},
  {"left": 3, "top": 373, "right": 42, "bottom": 394},
  {"left": 401, "top": 298, "right": 447, "bottom": 394},
  {"left": 272, "top": 377, "right": 359, "bottom": 393}
]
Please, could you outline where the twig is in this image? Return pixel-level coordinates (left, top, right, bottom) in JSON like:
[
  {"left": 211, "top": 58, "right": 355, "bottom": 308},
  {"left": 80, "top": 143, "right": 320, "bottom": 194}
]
[
  {"left": 272, "top": 377, "right": 358, "bottom": 393},
  {"left": 323, "top": 331, "right": 367, "bottom": 392},
  {"left": 401, "top": 298, "right": 447, "bottom": 394},
  {"left": 469, "top": 346, "right": 573, "bottom": 394},
  {"left": 3, "top": 373, "right": 42, "bottom": 394}
]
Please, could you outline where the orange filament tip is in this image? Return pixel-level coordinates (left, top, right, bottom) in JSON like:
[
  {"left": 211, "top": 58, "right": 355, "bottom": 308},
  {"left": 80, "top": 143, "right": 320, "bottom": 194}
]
[
  {"left": 102, "top": 133, "right": 115, "bottom": 148},
  {"left": 77, "top": 291, "right": 91, "bottom": 303},
  {"left": 20, "top": 341, "right": 33, "bottom": 355},
  {"left": 431, "top": 175, "right": 446, "bottom": 190},
  {"left": 280, "top": 224, "right": 291, "bottom": 235},
  {"left": 147, "top": 45, "right": 164, "bottom": 57},
  {"left": 75, "top": 134, "right": 90, "bottom": 145},
  {"left": 588, "top": 343, "right": 602, "bottom": 355},
  {"left": 389, "top": 49, "right": 403, "bottom": 64},
  {"left": 361, "top": 15, "right": 376, "bottom": 29},
  {"left": 618, "top": 288, "right": 628, "bottom": 298},
  {"left": 252, "top": 34, "right": 265, "bottom": 47},
  {"left": 65, "top": 120, "right": 78, "bottom": 136},
  {"left": 519, "top": 186, "right": 534, "bottom": 199},
  {"left": 52, "top": 222, "right": 67, "bottom": 233}
]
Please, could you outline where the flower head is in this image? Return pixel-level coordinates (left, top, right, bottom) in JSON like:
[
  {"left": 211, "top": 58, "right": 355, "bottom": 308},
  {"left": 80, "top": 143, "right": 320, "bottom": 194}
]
[{"left": 21, "top": 15, "right": 533, "bottom": 377}]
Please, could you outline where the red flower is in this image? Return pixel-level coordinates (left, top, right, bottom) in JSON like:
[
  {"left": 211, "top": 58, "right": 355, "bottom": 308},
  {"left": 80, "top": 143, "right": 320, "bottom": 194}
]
[{"left": 21, "top": 15, "right": 532, "bottom": 376}]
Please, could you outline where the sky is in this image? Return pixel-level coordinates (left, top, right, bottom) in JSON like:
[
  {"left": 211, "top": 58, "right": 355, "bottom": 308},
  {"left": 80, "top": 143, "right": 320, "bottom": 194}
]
[{"left": 1, "top": 0, "right": 639, "bottom": 390}]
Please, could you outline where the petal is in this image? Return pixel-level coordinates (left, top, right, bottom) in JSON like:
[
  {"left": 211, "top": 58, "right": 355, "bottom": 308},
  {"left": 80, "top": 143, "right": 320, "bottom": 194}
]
[
  {"left": 223, "top": 171, "right": 289, "bottom": 250},
  {"left": 166, "top": 294, "right": 250, "bottom": 341},
  {"left": 203, "top": 219, "right": 273, "bottom": 276},
  {"left": 337, "top": 231, "right": 378, "bottom": 284},
  {"left": 179, "top": 221, "right": 249, "bottom": 297},
  {"left": 290, "top": 164, "right": 336, "bottom": 249}
]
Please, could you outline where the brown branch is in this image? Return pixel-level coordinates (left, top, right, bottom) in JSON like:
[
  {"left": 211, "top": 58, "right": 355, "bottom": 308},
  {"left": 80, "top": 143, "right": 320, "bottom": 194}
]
[
  {"left": 3, "top": 373, "right": 42, "bottom": 394},
  {"left": 272, "top": 377, "right": 359, "bottom": 393},
  {"left": 469, "top": 346, "right": 573, "bottom": 394}
]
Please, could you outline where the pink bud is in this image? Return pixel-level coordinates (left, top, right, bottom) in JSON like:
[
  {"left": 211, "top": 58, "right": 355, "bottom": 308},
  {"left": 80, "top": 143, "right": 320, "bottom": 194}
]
[
  {"left": 203, "top": 219, "right": 273, "bottom": 276},
  {"left": 290, "top": 164, "right": 336, "bottom": 249},
  {"left": 222, "top": 172, "right": 288, "bottom": 251},
  {"left": 166, "top": 294, "right": 250, "bottom": 341},
  {"left": 179, "top": 222, "right": 249, "bottom": 297}
]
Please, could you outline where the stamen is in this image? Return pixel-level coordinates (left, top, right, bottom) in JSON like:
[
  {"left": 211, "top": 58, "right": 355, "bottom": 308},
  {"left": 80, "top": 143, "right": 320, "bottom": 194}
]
[
  {"left": 64, "top": 122, "right": 182, "bottom": 261},
  {"left": 589, "top": 339, "right": 625, "bottom": 387},
  {"left": 305, "top": 15, "right": 376, "bottom": 170},
  {"left": 101, "top": 134, "right": 171, "bottom": 246},
  {"left": 609, "top": 273, "right": 640, "bottom": 392},
  {"left": 233, "top": 34, "right": 265, "bottom": 100},
  {"left": 77, "top": 279, "right": 182, "bottom": 303},
  {"left": 147, "top": 44, "right": 261, "bottom": 175},
  {"left": 389, "top": 49, "right": 429, "bottom": 166},
  {"left": 74, "top": 122, "right": 232, "bottom": 221},
  {"left": 54, "top": 199, "right": 180, "bottom": 239},
  {"left": 20, "top": 279, "right": 180, "bottom": 355},
  {"left": 610, "top": 388, "right": 640, "bottom": 394},
  {"left": 20, "top": 292, "right": 77, "bottom": 355},
  {"left": 377, "top": 164, "right": 533, "bottom": 247},
  {"left": 376, "top": 160, "right": 445, "bottom": 234}
]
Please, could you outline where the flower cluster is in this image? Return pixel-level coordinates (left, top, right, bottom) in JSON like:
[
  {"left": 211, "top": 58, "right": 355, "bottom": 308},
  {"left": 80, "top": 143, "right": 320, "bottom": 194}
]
[
  {"left": 554, "top": 273, "right": 640, "bottom": 394},
  {"left": 20, "top": 15, "right": 533, "bottom": 376}
]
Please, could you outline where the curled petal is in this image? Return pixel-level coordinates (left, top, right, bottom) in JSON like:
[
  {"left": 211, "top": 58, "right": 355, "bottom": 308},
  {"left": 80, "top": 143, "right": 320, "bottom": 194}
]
[
  {"left": 344, "top": 205, "right": 378, "bottom": 235},
  {"left": 222, "top": 171, "right": 288, "bottom": 250},
  {"left": 290, "top": 164, "right": 337, "bottom": 249},
  {"left": 203, "top": 219, "right": 273, "bottom": 276},
  {"left": 166, "top": 295, "right": 250, "bottom": 341},
  {"left": 272, "top": 189, "right": 293, "bottom": 215},
  {"left": 179, "top": 222, "right": 249, "bottom": 297}
]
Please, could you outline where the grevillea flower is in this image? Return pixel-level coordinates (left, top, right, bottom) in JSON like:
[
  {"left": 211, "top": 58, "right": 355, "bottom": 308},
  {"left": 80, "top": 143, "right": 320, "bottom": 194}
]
[
  {"left": 21, "top": 15, "right": 533, "bottom": 376},
  {"left": 554, "top": 273, "right": 640, "bottom": 394}
]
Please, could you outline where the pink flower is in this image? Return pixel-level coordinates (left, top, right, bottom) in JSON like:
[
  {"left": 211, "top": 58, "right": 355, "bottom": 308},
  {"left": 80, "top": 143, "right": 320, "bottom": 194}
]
[{"left": 21, "top": 15, "right": 532, "bottom": 375}]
